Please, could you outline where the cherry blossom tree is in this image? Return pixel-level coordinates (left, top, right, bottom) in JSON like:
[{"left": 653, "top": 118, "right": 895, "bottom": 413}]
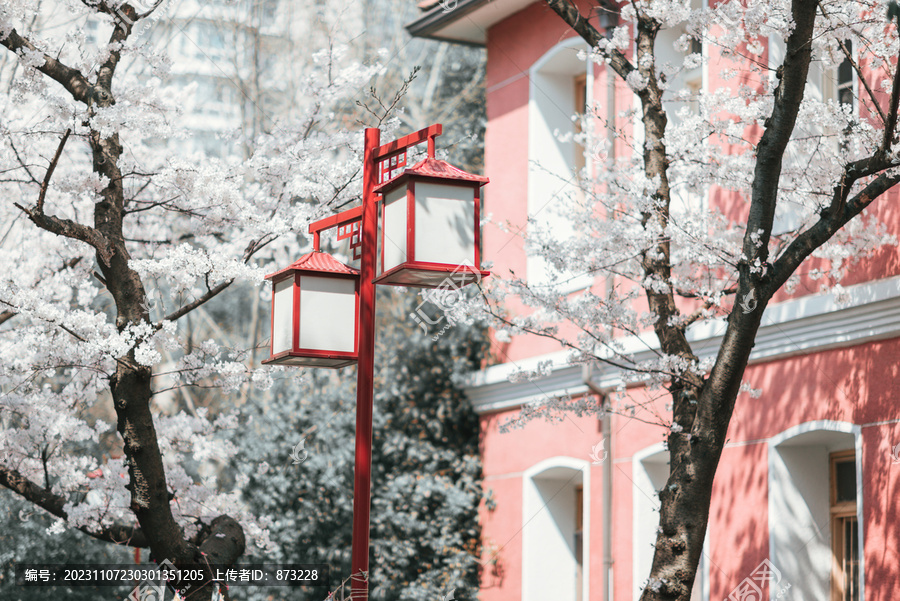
[
  {"left": 0, "top": 1, "right": 393, "bottom": 596},
  {"left": 486, "top": 1, "right": 900, "bottom": 599}
]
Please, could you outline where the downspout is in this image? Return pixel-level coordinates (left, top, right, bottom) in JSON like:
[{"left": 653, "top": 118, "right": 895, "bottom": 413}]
[
  {"left": 583, "top": 364, "right": 613, "bottom": 601},
  {"left": 585, "top": 24, "right": 618, "bottom": 601},
  {"left": 582, "top": 6, "right": 619, "bottom": 599}
]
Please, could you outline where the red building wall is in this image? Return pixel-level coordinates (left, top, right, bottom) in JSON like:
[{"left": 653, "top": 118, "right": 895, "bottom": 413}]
[{"left": 464, "top": 2, "right": 900, "bottom": 600}]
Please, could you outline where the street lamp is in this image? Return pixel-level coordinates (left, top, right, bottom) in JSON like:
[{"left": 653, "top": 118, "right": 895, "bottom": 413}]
[
  {"left": 374, "top": 157, "right": 489, "bottom": 288},
  {"left": 263, "top": 124, "right": 488, "bottom": 598},
  {"left": 261, "top": 251, "right": 359, "bottom": 369}
]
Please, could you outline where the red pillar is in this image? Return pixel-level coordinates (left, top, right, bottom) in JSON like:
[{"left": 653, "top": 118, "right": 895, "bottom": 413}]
[{"left": 350, "top": 127, "right": 380, "bottom": 598}]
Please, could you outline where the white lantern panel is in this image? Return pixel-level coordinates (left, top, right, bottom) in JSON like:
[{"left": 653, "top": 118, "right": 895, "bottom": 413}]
[
  {"left": 272, "top": 277, "right": 294, "bottom": 354},
  {"left": 298, "top": 276, "right": 356, "bottom": 352},
  {"left": 414, "top": 182, "right": 475, "bottom": 265},
  {"left": 382, "top": 187, "right": 408, "bottom": 273}
]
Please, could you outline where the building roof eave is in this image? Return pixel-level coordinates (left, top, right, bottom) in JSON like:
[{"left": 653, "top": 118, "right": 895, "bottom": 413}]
[
  {"left": 406, "top": 0, "right": 537, "bottom": 46},
  {"left": 405, "top": 0, "right": 490, "bottom": 46}
]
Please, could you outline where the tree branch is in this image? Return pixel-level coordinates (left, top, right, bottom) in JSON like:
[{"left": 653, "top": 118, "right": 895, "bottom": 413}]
[
  {"left": 159, "top": 234, "right": 276, "bottom": 324},
  {"left": 0, "top": 29, "right": 92, "bottom": 103},
  {"left": 96, "top": 1, "right": 137, "bottom": 91},
  {"left": 544, "top": 0, "right": 635, "bottom": 81},
  {"left": 37, "top": 129, "right": 71, "bottom": 214},
  {"left": 881, "top": 48, "right": 900, "bottom": 153},
  {"left": 161, "top": 281, "right": 231, "bottom": 323},
  {"left": 13, "top": 202, "right": 113, "bottom": 265},
  {"left": 770, "top": 170, "right": 900, "bottom": 291},
  {"left": 745, "top": 0, "right": 819, "bottom": 269},
  {"left": 0, "top": 465, "right": 149, "bottom": 547}
]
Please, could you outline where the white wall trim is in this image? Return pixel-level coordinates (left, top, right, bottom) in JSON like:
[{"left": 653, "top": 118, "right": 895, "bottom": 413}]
[
  {"left": 523, "top": 454, "right": 591, "bottom": 477},
  {"left": 466, "top": 275, "right": 900, "bottom": 414},
  {"left": 522, "top": 456, "right": 591, "bottom": 601},
  {"left": 529, "top": 36, "right": 587, "bottom": 76},
  {"left": 767, "top": 421, "right": 865, "bottom": 601},
  {"left": 767, "top": 419, "right": 858, "bottom": 445},
  {"left": 632, "top": 444, "right": 666, "bottom": 601}
]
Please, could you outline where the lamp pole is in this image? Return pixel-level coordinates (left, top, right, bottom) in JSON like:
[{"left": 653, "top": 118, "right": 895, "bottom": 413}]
[
  {"left": 308, "top": 125, "right": 444, "bottom": 598},
  {"left": 349, "top": 127, "right": 379, "bottom": 599}
]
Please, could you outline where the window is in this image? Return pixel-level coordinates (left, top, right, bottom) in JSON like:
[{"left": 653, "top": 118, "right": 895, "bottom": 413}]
[
  {"left": 823, "top": 41, "right": 855, "bottom": 111},
  {"left": 527, "top": 38, "right": 594, "bottom": 292},
  {"left": 836, "top": 43, "right": 854, "bottom": 109},
  {"left": 85, "top": 20, "right": 100, "bottom": 45},
  {"left": 574, "top": 74, "right": 588, "bottom": 178},
  {"left": 769, "top": 423, "right": 863, "bottom": 601},
  {"left": 195, "top": 22, "right": 227, "bottom": 61},
  {"left": 522, "top": 458, "right": 590, "bottom": 601},
  {"left": 831, "top": 450, "right": 860, "bottom": 601},
  {"left": 774, "top": 37, "right": 855, "bottom": 117}
]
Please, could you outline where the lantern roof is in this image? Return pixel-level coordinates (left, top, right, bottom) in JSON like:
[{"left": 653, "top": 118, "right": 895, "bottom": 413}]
[
  {"left": 265, "top": 251, "right": 359, "bottom": 281},
  {"left": 374, "top": 157, "right": 489, "bottom": 194}
]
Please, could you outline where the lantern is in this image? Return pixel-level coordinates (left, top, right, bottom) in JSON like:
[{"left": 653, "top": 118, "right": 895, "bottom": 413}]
[
  {"left": 373, "top": 157, "right": 489, "bottom": 288},
  {"left": 262, "top": 251, "right": 359, "bottom": 368}
]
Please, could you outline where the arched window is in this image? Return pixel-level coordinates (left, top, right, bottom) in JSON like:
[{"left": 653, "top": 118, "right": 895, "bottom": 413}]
[
  {"left": 768, "top": 421, "right": 864, "bottom": 601},
  {"left": 527, "top": 38, "right": 594, "bottom": 292},
  {"left": 522, "top": 457, "right": 591, "bottom": 601}
]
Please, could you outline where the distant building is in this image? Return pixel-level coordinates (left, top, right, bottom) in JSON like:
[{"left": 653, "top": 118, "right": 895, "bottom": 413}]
[{"left": 75, "top": 0, "right": 367, "bottom": 157}]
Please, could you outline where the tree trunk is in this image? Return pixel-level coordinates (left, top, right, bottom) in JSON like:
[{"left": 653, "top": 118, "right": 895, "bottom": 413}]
[{"left": 538, "top": 0, "right": 829, "bottom": 599}]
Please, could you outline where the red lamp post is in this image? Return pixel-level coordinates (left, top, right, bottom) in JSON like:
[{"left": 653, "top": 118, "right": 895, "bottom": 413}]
[{"left": 266, "top": 124, "right": 488, "bottom": 598}]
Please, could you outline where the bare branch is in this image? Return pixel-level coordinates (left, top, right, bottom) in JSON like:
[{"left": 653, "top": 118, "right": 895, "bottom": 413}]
[
  {"left": 37, "top": 129, "right": 71, "bottom": 214},
  {"left": 6, "top": 135, "right": 40, "bottom": 185}
]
